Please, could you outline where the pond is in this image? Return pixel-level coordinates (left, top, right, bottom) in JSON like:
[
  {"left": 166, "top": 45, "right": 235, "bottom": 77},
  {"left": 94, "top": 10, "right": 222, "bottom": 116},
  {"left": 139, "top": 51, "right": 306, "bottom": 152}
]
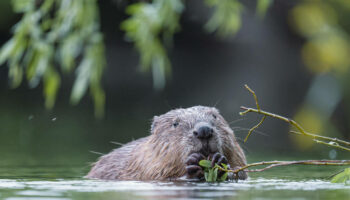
[{"left": 1, "top": 155, "right": 349, "bottom": 200}]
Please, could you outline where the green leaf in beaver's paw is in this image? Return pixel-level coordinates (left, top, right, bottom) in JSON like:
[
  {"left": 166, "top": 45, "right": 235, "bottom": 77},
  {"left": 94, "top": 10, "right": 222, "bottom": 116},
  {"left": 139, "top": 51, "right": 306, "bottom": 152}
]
[
  {"left": 199, "top": 160, "right": 212, "bottom": 168},
  {"left": 213, "top": 168, "right": 218, "bottom": 181},
  {"left": 221, "top": 163, "right": 228, "bottom": 170},
  {"left": 220, "top": 172, "right": 228, "bottom": 181},
  {"left": 204, "top": 172, "right": 209, "bottom": 181},
  {"left": 208, "top": 168, "right": 214, "bottom": 182},
  {"left": 331, "top": 168, "right": 350, "bottom": 184}
]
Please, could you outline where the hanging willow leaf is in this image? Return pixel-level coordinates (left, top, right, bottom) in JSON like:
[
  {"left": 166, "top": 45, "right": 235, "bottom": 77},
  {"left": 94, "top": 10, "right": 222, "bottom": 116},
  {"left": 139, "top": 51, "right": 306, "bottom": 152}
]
[
  {"left": 0, "top": 39, "right": 16, "bottom": 66},
  {"left": 60, "top": 33, "right": 82, "bottom": 73},
  {"left": 1, "top": 0, "right": 274, "bottom": 117},
  {"left": 43, "top": 67, "right": 61, "bottom": 109},
  {"left": 1, "top": 0, "right": 106, "bottom": 116},
  {"left": 121, "top": 0, "right": 184, "bottom": 90},
  {"left": 70, "top": 57, "right": 92, "bottom": 105},
  {"left": 8, "top": 63, "right": 23, "bottom": 88},
  {"left": 205, "top": 0, "right": 243, "bottom": 36}
]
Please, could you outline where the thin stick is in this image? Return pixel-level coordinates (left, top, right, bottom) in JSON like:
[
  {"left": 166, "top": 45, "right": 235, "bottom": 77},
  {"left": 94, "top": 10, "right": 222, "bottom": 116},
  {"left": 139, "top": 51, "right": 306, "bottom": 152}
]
[
  {"left": 289, "top": 130, "right": 350, "bottom": 151},
  {"left": 313, "top": 139, "right": 350, "bottom": 152},
  {"left": 245, "top": 160, "right": 350, "bottom": 172},
  {"left": 244, "top": 115, "right": 266, "bottom": 142},
  {"left": 242, "top": 84, "right": 266, "bottom": 143},
  {"left": 240, "top": 106, "right": 350, "bottom": 151},
  {"left": 215, "top": 160, "right": 350, "bottom": 174},
  {"left": 244, "top": 84, "right": 261, "bottom": 111}
]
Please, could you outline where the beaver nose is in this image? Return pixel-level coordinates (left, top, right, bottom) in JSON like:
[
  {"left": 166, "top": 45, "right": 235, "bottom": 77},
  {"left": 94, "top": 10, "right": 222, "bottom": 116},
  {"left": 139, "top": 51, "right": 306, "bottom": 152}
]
[{"left": 193, "top": 126, "right": 213, "bottom": 139}]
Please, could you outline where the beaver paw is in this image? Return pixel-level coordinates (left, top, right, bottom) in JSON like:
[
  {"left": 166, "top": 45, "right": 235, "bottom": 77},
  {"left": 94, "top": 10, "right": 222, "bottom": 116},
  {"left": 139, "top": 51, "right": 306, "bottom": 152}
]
[
  {"left": 232, "top": 166, "right": 248, "bottom": 180},
  {"left": 209, "top": 152, "right": 228, "bottom": 168},
  {"left": 208, "top": 152, "right": 228, "bottom": 177},
  {"left": 185, "top": 153, "right": 205, "bottom": 179}
]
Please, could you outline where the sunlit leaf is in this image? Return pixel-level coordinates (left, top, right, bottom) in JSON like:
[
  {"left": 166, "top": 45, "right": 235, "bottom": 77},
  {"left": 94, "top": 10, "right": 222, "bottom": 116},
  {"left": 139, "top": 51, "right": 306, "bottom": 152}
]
[
  {"left": 0, "top": 39, "right": 15, "bottom": 66},
  {"left": 90, "top": 83, "right": 105, "bottom": 119},
  {"left": 11, "top": 0, "right": 35, "bottom": 12},
  {"left": 204, "top": 0, "right": 243, "bottom": 36},
  {"left": 43, "top": 67, "right": 60, "bottom": 109},
  {"left": 208, "top": 168, "right": 214, "bottom": 182},
  {"left": 8, "top": 64, "right": 23, "bottom": 88},
  {"left": 39, "top": 0, "right": 54, "bottom": 14},
  {"left": 204, "top": 172, "right": 209, "bottom": 181},
  {"left": 26, "top": 51, "right": 40, "bottom": 83},
  {"left": 60, "top": 33, "right": 82, "bottom": 73},
  {"left": 221, "top": 163, "right": 228, "bottom": 170},
  {"left": 213, "top": 168, "right": 218, "bottom": 181},
  {"left": 70, "top": 58, "right": 91, "bottom": 105},
  {"left": 220, "top": 172, "right": 228, "bottom": 181},
  {"left": 331, "top": 168, "right": 350, "bottom": 184},
  {"left": 199, "top": 160, "right": 212, "bottom": 168}
]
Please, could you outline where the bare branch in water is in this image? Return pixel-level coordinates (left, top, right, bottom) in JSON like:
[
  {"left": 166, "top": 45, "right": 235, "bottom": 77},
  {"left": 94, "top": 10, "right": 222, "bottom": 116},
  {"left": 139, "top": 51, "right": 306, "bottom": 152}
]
[{"left": 215, "top": 160, "right": 350, "bottom": 174}]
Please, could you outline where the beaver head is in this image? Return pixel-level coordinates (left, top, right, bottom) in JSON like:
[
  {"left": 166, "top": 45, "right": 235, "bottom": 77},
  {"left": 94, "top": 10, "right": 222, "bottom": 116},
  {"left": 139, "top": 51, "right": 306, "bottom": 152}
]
[
  {"left": 151, "top": 106, "right": 236, "bottom": 159},
  {"left": 87, "top": 105, "right": 246, "bottom": 180}
]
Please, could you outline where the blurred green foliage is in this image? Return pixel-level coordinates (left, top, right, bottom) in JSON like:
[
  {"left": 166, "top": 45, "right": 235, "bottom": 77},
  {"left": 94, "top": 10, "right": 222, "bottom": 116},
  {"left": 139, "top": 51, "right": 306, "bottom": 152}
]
[
  {"left": 0, "top": 0, "right": 105, "bottom": 117},
  {"left": 121, "top": 0, "right": 184, "bottom": 90},
  {"left": 289, "top": 0, "right": 350, "bottom": 150},
  {"left": 120, "top": 0, "right": 271, "bottom": 90},
  {"left": 204, "top": 0, "right": 243, "bottom": 36},
  {"left": 290, "top": 0, "right": 350, "bottom": 74},
  {"left": 0, "top": 0, "right": 271, "bottom": 116}
]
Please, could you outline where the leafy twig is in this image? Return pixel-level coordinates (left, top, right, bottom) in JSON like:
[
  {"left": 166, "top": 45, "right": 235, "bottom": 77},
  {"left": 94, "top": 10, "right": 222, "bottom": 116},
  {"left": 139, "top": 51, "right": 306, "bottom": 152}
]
[
  {"left": 199, "top": 160, "right": 230, "bottom": 182},
  {"left": 199, "top": 84, "right": 350, "bottom": 182},
  {"left": 199, "top": 159, "right": 350, "bottom": 182},
  {"left": 231, "top": 85, "right": 350, "bottom": 184}
]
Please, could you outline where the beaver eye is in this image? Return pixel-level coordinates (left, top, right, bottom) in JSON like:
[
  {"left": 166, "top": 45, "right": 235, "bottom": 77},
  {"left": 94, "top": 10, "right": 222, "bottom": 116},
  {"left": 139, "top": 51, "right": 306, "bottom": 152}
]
[
  {"left": 173, "top": 122, "right": 179, "bottom": 127},
  {"left": 212, "top": 114, "right": 217, "bottom": 119}
]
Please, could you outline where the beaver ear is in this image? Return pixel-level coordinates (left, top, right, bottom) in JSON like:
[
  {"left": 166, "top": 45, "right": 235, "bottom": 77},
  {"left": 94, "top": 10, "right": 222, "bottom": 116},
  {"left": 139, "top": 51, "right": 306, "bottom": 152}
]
[
  {"left": 151, "top": 116, "right": 159, "bottom": 134},
  {"left": 211, "top": 107, "right": 220, "bottom": 114}
]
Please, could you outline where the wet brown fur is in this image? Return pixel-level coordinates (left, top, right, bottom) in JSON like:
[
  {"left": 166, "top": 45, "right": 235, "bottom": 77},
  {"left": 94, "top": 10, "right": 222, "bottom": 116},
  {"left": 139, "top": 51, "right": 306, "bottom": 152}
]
[{"left": 86, "top": 106, "right": 247, "bottom": 180}]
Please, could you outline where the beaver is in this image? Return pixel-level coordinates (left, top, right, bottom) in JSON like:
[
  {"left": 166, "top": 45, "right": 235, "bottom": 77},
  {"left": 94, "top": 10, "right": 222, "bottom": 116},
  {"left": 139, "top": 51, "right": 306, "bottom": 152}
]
[{"left": 86, "top": 106, "right": 247, "bottom": 181}]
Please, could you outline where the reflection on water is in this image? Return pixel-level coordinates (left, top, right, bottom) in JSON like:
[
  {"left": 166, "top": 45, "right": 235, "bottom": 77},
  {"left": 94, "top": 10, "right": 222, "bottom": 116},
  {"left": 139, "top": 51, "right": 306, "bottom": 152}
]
[{"left": 1, "top": 165, "right": 350, "bottom": 200}]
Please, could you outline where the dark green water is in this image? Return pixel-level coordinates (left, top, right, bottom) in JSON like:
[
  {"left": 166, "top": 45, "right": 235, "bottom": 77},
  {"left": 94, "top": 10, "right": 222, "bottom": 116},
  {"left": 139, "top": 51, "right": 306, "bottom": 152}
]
[{"left": 1, "top": 156, "right": 350, "bottom": 200}]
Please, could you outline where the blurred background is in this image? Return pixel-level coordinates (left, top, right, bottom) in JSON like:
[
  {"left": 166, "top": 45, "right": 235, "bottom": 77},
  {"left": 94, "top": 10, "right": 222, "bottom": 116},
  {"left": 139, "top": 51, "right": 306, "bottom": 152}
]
[{"left": 0, "top": 0, "right": 350, "bottom": 170}]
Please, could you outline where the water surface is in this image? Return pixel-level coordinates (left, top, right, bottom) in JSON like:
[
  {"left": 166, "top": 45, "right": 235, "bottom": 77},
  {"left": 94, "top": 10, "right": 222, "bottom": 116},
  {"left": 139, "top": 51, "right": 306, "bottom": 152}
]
[{"left": 1, "top": 161, "right": 349, "bottom": 200}]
